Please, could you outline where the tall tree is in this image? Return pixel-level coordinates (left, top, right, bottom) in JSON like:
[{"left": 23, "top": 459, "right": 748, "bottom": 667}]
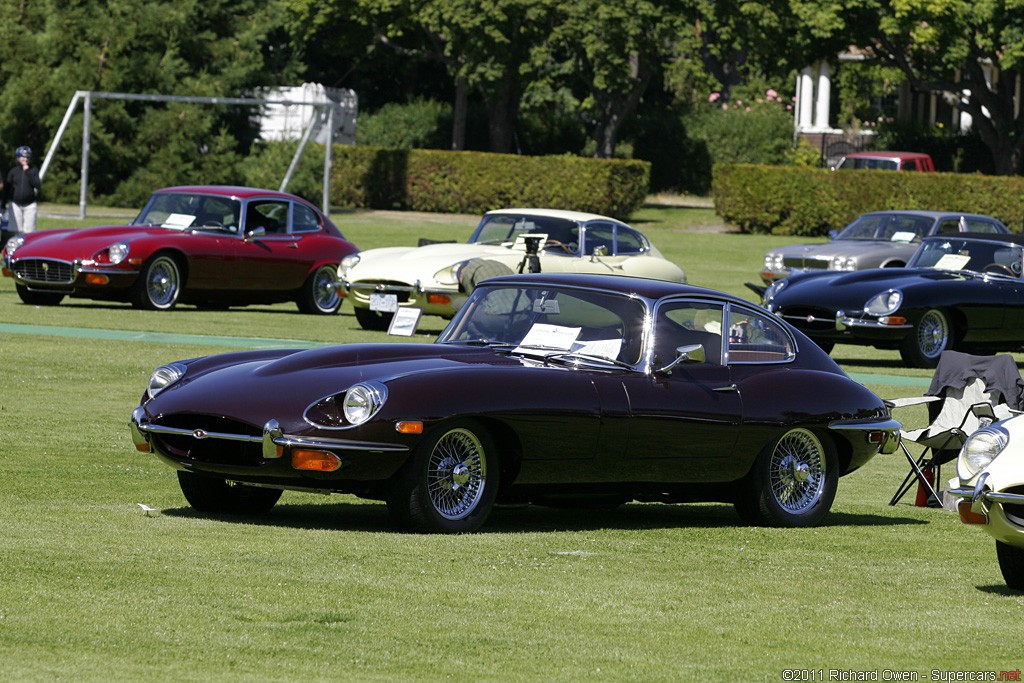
[
  {"left": 544, "top": 1, "right": 684, "bottom": 158},
  {"left": 0, "top": 0, "right": 301, "bottom": 204},
  {"left": 790, "top": 0, "right": 1024, "bottom": 175}
]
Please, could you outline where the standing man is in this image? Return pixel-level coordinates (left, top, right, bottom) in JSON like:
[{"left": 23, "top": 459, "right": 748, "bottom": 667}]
[{"left": 3, "top": 146, "right": 41, "bottom": 233}]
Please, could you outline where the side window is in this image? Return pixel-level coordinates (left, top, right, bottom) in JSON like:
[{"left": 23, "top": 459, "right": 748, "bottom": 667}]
[
  {"left": 246, "top": 200, "right": 289, "bottom": 234},
  {"left": 293, "top": 203, "right": 321, "bottom": 233},
  {"left": 653, "top": 301, "right": 724, "bottom": 365},
  {"left": 727, "top": 307, "right": 795, "bottom": 363},
  {"left": 582, "top": 223, "right": 615, "bottom": 256},
  {"left": 936, "top": 220, "right": 961, "bottom": 235},
  {"left": 616, "top": 227, "right": 646, "bottom": 255},
  {"left": 964, "top": 219, "right": 999, "bottom": 234}
]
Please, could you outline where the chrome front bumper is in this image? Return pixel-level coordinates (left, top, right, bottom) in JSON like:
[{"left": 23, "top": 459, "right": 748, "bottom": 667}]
[
  {"left": 834, "top": 311, "right": 913, "bottom": 332},
  {"left": 130, "top": 407, "right": 408, "bottom": 460},
  {"left": 947, "top": 472, "right": 1024, "bottom": 508}
]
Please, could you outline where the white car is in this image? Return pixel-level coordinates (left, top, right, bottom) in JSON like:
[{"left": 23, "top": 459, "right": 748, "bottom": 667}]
[
  {"left": 948, "top": 410, "right": 1024, "bottom": 589},
  {"left": 338, "top": 208, "right": 687, "bottom": 330}
]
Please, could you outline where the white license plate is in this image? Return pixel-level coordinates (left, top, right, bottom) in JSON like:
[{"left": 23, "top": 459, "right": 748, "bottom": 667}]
[{"left": 369, "top": 293, "right": 399, "bottom": 312}]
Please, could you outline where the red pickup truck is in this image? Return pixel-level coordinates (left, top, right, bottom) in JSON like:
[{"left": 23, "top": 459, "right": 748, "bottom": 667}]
[{"left": 833, "top": 151, "right": 936, "bottom": 172}]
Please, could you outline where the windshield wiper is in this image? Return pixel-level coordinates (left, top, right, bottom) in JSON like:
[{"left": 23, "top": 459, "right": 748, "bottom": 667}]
[{"left": 545, "top": 351, "right": 633, "bottom": 369}]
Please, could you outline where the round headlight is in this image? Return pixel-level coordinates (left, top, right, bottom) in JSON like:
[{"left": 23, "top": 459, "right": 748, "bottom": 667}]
[
  {"left": 339, "top": 254, "right": 360, "bottom": 277},
  {"left": 107, "top": 242, "right": 130, "bottom": 265},
  {"left": 343, "top": 383, "right": 387, "bottom": 425},
  {"left": 434, "top": 263, "right": 460, "bottom": 286},
  {"left": 957, "top": 426, "right": 1009, "bottom": 480},
  {"left": 147, "top": 362, "right": 187, "bottom": 399},
  {"left": 4, "top": 235, "right": 25, "bottom": 255},
  {"left": 830, "top": 256, "right": 856, "bottom": 271},
  {"left": 306, "top": 382, "right": 388, "bottom": 429},
  {"left": 864, "top": 289, "right": 903, "bottom": 316}
]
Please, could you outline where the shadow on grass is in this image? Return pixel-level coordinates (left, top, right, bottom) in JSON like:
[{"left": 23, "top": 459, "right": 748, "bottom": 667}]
[
  {"left": 976, "top": 583, "right": 1023, "bottom": 596},
  {"left": 160, "top": 500, "right": 926, "bottom": 534}
]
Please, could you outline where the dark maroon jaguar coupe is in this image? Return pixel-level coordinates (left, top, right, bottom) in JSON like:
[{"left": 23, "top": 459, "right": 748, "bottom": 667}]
[
  {"left": 131, "top": 273, "right": 900, "bottom": 533},
  {"left": 2, "top": 185, "right": 356, "bottom": 313}
]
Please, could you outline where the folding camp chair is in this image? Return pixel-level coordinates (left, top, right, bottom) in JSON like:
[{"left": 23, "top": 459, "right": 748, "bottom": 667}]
[{"left": 885, "top": 351, "right": 1023, "bottom": 506}]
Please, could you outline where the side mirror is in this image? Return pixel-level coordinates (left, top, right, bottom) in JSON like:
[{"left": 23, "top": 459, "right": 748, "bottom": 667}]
[
  {"left": 658, "top": 344, "right": 705, "bottom": 374},
  {"left": 245, "top": 226, "right": 266, "bottom": 242},
  {"left": 590, "top": 244, "right": 608, "bottom": 262}
]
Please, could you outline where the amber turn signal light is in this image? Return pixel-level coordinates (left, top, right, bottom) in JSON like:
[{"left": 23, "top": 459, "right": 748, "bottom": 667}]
[
  {"left": 395, "top": 421, "right": 423, "bottom": 434},
  {"left": 426, "top": 293, "right": 451, "bottom": 306},
  {"left": 957, "top": 500, "right": 988, "bottom": 525},
  {"left": 292, "top": 449, "right": 342, "bottom": 472},
  {"left": 84, "top": 273, "right": 110, "bottom": 285}
]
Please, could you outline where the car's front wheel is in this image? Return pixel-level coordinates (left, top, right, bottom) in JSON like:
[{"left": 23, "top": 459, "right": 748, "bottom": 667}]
[
  {"left": 996, "top": 540, "right": 1024, "bottom": 590},
  {"left": 899, "top": 308, "right": 952, "bottom": 368},
  {"left": 297, "top": 264, "right": 342, "bottom": 314},
  {"left": 16, "top": 284, "right": 64, "bottom": 306},
  {"left": 734, "top": 428, "right": 837, "bottom": 527},
  {"left": 177, "top": 472, "right": 283, "bottom": 514},
  {"left": 386, "top": 419, "right": 499, "bottom": 533},
  {"left": 133, "top": 254, "right": 182, "bottom": 310}
]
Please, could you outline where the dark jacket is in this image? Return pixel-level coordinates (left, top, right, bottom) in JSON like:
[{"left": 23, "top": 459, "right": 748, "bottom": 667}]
[{"left": 4, "top": 165, "right": 41, "bottom": 207}]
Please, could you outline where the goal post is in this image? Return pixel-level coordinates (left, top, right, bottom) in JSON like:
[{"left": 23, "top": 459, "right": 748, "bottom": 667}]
[{"left": 40, "top": 89, "right": 357, "bottom": 218}]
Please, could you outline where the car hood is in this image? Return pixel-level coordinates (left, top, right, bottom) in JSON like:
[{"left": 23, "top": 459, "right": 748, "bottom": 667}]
[
  {"left": 145, "top": 343, "right": 522, "bottom": 423},
  {"left": 345, "top": 242, "right": 524, "bottom": 283},
  {"left": 13, "top": 225, "right": 178, "bottom": 259},
  {"left": 772, "top": 239, "right": 916, "bottom": 259},
  {"left": 770, "top": 267, "right": 975, "bottom": 306}
]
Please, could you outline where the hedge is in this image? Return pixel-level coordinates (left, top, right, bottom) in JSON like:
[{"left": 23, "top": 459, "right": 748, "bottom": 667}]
[
  {"left": 329, "top": 146, "right": 650, "bottom": 219},
  {"left": 712, "top": 164, "right": 1024, "bottom": 235}
]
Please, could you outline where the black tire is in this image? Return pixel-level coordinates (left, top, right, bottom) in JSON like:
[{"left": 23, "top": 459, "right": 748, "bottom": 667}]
[
  {"left": 354, "top": 305, "right": 393, "bottom": 331},
  {"left": 458, "top": 259, "right": 514, "bottom": 294},
  {"left": 996, "top": 540, "right": 1024, "bottom": 590},
  {"left": 297, "top": 264, "right": 342, "bottom": 314},
  {"left": 734, "top": 428, "right": 838, "bottom": 527},
  {"left": 132, "top": 254, "right": 182, "bottom": 310},
  {"left": 386, "top": 419, "right": 499, "bottom": 533},
  {"left": 15, "top": 284, "right": 64, "bottom": 306},
  {"left": 177, "top": 471, "right": 282, "bottom": 514},
  {"left": 899, "top": 308, "right": 951, "bottom": 368}
]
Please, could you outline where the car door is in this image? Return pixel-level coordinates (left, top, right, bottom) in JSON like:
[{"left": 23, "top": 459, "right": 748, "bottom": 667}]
[
  {"left": 615, "top": 299, "right": 743, "bottom": 481},
  {"left": 237, "top": 199, "right": 318, "bottom": 292}
]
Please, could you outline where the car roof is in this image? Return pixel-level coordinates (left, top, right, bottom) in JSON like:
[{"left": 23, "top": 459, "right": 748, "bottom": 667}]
[
  {"left": 922, "top": 232, "right": 1024, "bottom": 246},
  {"left": 859, "top": 209, "right": 1005, "bottom": 221},
  {"left": 154, "top": 185, "right": 306, "bottom": 202},
  {"left": 485, "top": 207, "right": 624, "bottom": 224},
  {"left": 844, "top": 152, "right": 930, "bottom": 159},
  {"left": 481, "top": 272, "right": 749, "bottom": 305}
]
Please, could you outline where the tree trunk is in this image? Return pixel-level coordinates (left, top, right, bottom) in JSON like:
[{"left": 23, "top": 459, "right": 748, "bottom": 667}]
[
  {"left": 484, "top": 77, "right": 519, "bottom": 153},
  {"left": 451, "top": 78, "right": 468, "bottom": 151}
]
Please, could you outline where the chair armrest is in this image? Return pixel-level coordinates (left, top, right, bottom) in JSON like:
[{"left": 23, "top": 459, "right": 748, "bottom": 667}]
[{"left": 884, "top": 395, "right": 941, "bottom": 409}]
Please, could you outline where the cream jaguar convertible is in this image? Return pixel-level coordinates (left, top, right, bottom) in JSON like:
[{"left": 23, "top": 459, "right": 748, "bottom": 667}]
[
  {"left": 948, "top": 410, "right": 1024, "bottom": 589},
  {"left": 337, "top": 208, "right": 687, "bottom": 330}
]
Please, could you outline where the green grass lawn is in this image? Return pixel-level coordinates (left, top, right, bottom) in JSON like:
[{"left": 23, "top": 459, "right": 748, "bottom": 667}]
[{"left": 1, "top": 202, "right": 1020, "bottom": 680}]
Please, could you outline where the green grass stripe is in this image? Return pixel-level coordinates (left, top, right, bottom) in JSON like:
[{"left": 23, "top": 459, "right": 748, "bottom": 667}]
[{"left": 0, "top": 322, "right": 330, "bottom": 349}]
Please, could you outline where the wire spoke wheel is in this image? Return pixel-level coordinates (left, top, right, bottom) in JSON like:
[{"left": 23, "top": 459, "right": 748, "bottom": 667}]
[
  {"left": 426, "top": 428, "right": 487, "bottom": 520},
  {"left": 298, "top": 264, "right": 342, "bottom": 314},
  {"left": 135, "top": 255, "right": 181, "bottom": 310},
  {"left": 916, "top": 309, "right": 949, "bottom": 360},
  {"left": 768, "top": 428, "right": 826, "bottom": 514}
]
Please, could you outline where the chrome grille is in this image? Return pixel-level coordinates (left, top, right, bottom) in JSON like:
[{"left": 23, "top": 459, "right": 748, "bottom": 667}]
[
  {"left": 777, "top": 306, "right": 837, "bottom": 332},
  {"left": 14, "top": 258, "right": 74, "bottom": 284},
  {"left": 150, "top": 415, "right": 264, "bottom": 466}
]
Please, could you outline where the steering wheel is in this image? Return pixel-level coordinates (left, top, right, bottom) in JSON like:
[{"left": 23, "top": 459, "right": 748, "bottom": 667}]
[
  {"left": 544, "top": 239, "right": 573, "bottom": 254},
  {"left": 983, "top": 262, "right": 1016, "bottom": 276}
]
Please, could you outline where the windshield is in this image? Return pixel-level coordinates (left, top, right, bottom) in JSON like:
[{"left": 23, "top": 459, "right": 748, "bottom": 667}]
[
  {"left": 836, "top": 214, "right": 932, "bottom": 242},
  {"left": 133, "top": 193, "right": 242, "bottom": 233},
  {"left": 837, "top": 157, "right": 899, "bottom": 170},
  {"left": 438, "top": 284, "right": 647, "bottom": 366},
  {"left": 909, "top": 237, "right": 1024, "bottom": 277},
  {"left": 470, "top": 214, "right": 581, "bottom": 253}
]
